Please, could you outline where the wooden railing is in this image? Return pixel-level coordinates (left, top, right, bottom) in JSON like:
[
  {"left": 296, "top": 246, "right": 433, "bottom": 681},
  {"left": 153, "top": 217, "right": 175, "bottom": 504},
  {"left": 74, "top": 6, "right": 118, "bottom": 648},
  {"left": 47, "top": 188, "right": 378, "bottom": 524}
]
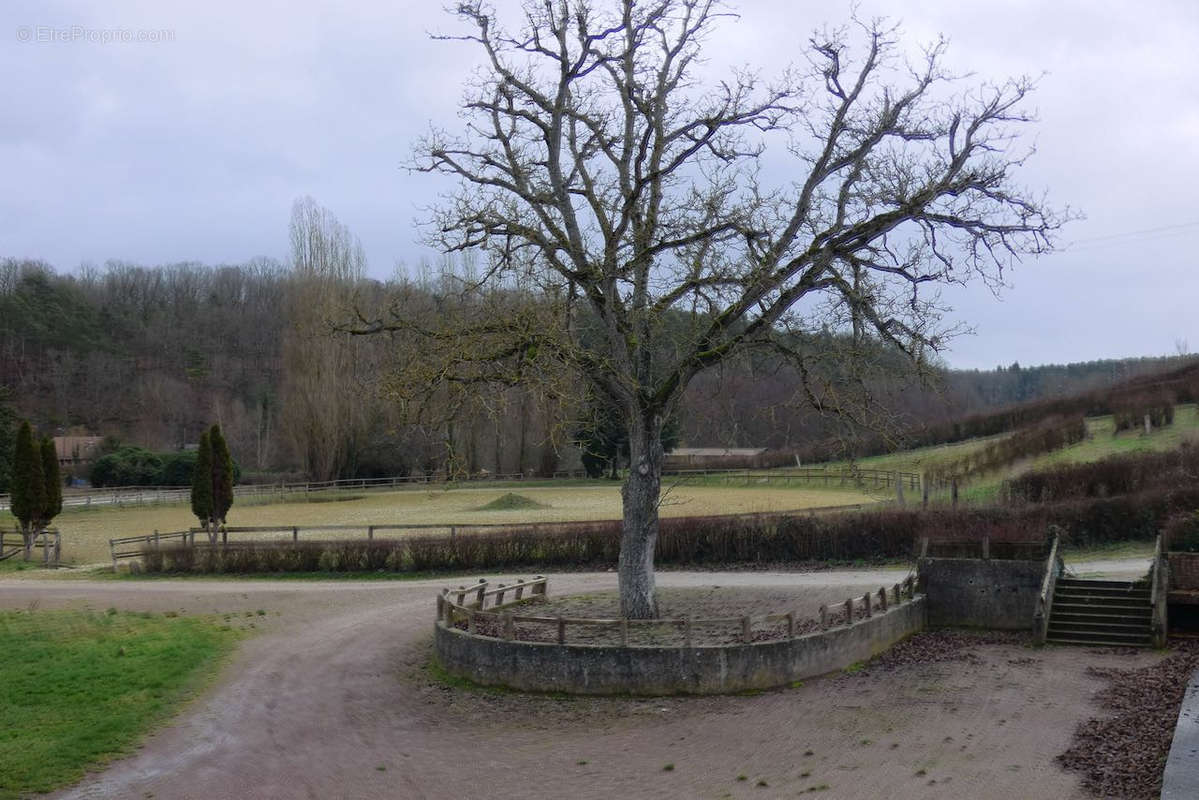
[
  {"left": 1033, "top": 533, "right": 1062, "bottom": 645},
  {"left": 1150, "top": 534, "right": 1168, "bottom": 648},
  {"left": 437, "top": 575, "right": 919, "bottom": 647},
  {"left": 0, "top": 528, "right": 62, "bottom": 567}
]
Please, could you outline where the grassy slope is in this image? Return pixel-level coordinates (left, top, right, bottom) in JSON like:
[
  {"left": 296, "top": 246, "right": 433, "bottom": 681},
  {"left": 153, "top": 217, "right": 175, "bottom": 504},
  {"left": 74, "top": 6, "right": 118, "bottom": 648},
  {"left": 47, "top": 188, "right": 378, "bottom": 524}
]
[
  {"left": 0, "top": 610, "right": 239, "bottom": 799},
  {"left": 5, "top": 483, "right": 878, "bottom": 566},
  {"left": 806, "top": 404, "right": 1199, "bottom": 504}
]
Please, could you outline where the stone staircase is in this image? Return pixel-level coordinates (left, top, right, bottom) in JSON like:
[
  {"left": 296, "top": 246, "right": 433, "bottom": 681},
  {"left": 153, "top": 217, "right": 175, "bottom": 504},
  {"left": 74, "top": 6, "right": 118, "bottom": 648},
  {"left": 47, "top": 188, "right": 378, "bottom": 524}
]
[{"left": 1046, "top": 578, "right": 1153, "bottom": 647}]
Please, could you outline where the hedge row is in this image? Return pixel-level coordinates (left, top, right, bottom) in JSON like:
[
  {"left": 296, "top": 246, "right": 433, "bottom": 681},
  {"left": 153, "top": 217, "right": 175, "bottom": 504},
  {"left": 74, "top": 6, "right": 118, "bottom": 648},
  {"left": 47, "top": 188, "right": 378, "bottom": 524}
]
[
  {"left": 140, "top": 486, "right": 1199, "bottom": 574},
  {"left": 1006, "top": 444, "right": 1199, "bottom": 503},
  {"left": 927, "top": 415, "right": 1087, "bottom": 482}
]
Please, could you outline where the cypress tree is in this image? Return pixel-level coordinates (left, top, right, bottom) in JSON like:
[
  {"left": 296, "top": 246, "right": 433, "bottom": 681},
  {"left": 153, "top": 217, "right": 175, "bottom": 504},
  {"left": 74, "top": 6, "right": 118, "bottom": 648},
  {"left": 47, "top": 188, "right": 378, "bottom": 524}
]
[
  {"left": 209, "top": 424, "right": 234, "bottom": 527},
  {"left": 11, "top": 422, "right": 46, "bottom": 531},
  {"left": 190, "top": 430, "right": 213, "bottom": 536},
  {"left": 39, "top": 437, "right": 62, "bottom": 525}
]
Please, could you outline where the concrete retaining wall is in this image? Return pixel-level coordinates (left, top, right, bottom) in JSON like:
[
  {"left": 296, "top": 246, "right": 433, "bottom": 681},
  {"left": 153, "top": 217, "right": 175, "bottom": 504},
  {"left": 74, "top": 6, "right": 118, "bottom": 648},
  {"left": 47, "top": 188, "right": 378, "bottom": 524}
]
[
  {"left": 917, "top": 557, "right": 1042, "bottom": 630},
  {"left": 434, "top": 597, "right": 926, "bottom": 695}
]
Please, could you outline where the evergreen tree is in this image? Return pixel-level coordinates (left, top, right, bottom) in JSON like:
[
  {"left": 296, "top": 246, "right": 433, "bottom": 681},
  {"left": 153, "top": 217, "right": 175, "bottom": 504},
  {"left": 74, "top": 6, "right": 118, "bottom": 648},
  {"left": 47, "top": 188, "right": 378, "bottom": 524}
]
[
  {"left": 190, "top": 430, "right": 213, "bottom": 538},
  {"left": 39, "top": 437, "right": 62, "bottom": 526},
  {"left": 209, "top": 424, "right": 234, "bottom": 527},
  {"left": 10, "top": 421, "right": 46, "bottom": 560},
  {"left": 0, "top": 396, "right": 16, "bottom": 494}
]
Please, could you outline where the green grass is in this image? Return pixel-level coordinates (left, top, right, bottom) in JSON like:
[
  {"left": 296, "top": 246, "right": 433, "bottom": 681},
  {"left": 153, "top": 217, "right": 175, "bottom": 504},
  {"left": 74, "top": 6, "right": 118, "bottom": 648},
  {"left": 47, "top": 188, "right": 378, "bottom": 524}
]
[{"left": 0, "top": 609, "right": 239, "bottom": 799}]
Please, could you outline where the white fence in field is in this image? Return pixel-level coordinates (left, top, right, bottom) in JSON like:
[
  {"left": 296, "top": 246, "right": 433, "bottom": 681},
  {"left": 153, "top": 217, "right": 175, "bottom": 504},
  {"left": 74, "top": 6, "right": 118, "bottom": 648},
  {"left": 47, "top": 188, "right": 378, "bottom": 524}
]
[{"left": 3, "top": 467, "right": 922, "bottom": 513}]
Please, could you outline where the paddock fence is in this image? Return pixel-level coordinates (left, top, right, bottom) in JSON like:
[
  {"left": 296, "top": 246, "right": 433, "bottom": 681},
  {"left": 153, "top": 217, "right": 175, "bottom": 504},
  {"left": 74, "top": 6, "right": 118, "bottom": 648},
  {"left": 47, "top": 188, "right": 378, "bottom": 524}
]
[
  {"left": 8, "top": 467, "right": 921, "bottom": 513},
  {"left": 0, "top": 528, "right": 62, "bottom": 566}
]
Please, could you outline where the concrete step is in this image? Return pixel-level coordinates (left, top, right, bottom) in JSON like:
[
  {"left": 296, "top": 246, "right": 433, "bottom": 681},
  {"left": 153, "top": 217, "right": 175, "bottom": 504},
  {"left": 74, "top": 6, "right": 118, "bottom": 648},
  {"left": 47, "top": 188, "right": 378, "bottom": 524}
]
[
  {"left": 1057, "top": 579, "right": 1144, "bottom": 590},
  {"left": 1051, "top": 611, "right": 1151, "bottom": 627},
  {"left": 1046, "top": 628, "right": 1152, "bottom": 646},
  {"left": 1053, "top": 601, "right": 1151, "bottom": 616},
  {"left": 1045, "top": 636, "right": 1153, "bottom": 648},
  {"left": 1048, "top": 619, "right": 1151, "bottom": 634}
]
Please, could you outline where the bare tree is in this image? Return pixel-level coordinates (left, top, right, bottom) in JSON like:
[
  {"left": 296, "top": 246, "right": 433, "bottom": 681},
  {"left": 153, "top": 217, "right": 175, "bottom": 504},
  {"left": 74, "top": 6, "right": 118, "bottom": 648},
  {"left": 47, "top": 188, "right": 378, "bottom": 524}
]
[
  {"left": 356, "top": 0, "right": 1068, "bottom": 617},
  {"left": 281, "top": 196, "right": 372, "bottom": 480}
]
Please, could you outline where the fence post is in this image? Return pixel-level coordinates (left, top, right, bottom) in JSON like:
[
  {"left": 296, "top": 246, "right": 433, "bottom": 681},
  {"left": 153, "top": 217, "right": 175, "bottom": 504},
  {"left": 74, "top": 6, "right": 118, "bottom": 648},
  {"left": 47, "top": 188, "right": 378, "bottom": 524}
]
[
  {"left": 154, "top": 529, "right": 160, "bottom": 550},
  {"left": 515, "top": 581, "right": 524, "bottom": 601},
  {"left": 53, "top": 531, "right": 60, "bottom": 566},
  {"left": 683, "top": 617, "right": 692, "bottom": 648},
  {"left": 467, "top": 609, "right": 477, "bottom": 634},
  {"left": 475, "top": 579, "right": 486, "bottom": 608},
  {"left": 819, "top": 605, "right": 828, "bottom": 629},
  {"left": 42, "top": 530, "right": 49, "bottom": 566},
  {"left": 456, "top": 586, "right": 467, "bottom": 606},
  {"left": 741, "top": 616, "right": 752, "bottom": 643},
  {"left": 863, "top": 592, "right": 872, "bottom": 618},
  {"left": 367, "top": 525, "right": 374, "bottom": 541},
  {"left": 981, "top": 535, "right": 990, "bottom": 560},
  {"left": 503, "top": 613, "right": 515, "bottom": 641},
  {"left": 786, "top": 611, "right": 795, "bottom": 638},
  {"left": 845, "top": 598, "right": 853, "bottom": 625},
  {"left": 878, "top": 587, "right": 887, "bottom": 612},
  {"left": 292, "top": 526, "right": 298, "bottom": 543},
  {"left": 895, "top": 472, "right": 904, "bottom": 505},
  {"left": 951, "top": 478, "right": 959, "bottom": 508},
  {"left": 619, "top": 618, "right": 628, "bottom": 646},
  {"left": 922, "top": 474, "right": 929, "bottom": 508},
  {"left": 893, "top": 583, "right": 901, "bottom": 605},
  {"left": 496, "top": 583, "right": 506, "bottom": 606},
  {"left": 111, "top": 538, "right": 117, "bottom": 572},
  {"left": 557, "top": 617, "right": 566, "bottom": 644}
]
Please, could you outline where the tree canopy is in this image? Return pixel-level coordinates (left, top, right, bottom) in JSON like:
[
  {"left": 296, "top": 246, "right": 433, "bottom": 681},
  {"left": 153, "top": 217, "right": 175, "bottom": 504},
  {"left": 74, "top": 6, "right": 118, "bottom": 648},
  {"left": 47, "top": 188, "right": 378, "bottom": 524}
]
[{"left": 359, "top": 0, "right": 1068, "bottom": 615}]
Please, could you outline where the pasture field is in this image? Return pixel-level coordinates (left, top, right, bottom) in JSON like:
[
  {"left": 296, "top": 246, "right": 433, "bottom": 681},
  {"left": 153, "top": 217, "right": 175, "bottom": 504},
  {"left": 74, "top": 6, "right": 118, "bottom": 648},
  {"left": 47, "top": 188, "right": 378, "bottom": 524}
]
[
  {"left": 4, "top": 482, "right": 880, "bottom": 566},
  {"left": 0, "top": 609, "right": 238, "bottom": 800},
  {"left": 813, "top": 403, "right": 1199, "bottom": 504}
]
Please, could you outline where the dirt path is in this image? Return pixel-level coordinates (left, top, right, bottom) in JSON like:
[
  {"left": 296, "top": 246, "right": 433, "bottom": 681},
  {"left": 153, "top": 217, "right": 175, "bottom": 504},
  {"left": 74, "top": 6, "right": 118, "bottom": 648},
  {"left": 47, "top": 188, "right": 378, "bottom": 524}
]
[{"left": 0, "top": 567, "right": 1157, "bottom": 800}]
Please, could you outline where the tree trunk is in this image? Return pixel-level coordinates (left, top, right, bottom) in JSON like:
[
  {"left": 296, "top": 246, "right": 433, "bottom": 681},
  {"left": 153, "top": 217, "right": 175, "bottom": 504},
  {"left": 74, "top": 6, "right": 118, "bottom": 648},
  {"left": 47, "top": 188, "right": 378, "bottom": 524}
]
[{"left": 619, "top": 413, "right": 664, "bottom": 619}]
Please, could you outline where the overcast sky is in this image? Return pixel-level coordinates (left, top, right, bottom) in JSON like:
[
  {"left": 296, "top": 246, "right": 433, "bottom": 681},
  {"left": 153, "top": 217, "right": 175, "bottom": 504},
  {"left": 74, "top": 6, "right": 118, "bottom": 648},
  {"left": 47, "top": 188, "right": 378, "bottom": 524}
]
[{"left": 3, "top": 0, "right": 1197, "bottom": 370}]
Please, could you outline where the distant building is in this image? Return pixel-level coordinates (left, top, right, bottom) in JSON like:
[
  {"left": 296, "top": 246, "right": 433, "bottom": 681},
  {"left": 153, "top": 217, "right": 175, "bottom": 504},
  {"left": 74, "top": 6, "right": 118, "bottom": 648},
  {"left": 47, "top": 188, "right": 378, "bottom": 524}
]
[
  {"left": 52, "top": 436, "right": 103, "bottom": 466},
  {"left": 663, "top": 447, "right": 768, "bottom": 470}
]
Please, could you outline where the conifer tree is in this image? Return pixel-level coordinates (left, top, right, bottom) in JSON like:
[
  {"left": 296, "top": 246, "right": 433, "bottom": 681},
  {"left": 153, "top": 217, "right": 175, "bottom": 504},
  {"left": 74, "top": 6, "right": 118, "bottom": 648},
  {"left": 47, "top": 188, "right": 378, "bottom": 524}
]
[
  {"left": 209, "top": 424, "right": 234, "bottom": 529},
  {"left": 10, "top": 421, "right": 46, "bottom": 559},
  {"left": 190, "top": 430, "right": 213, "bottom": 540},
  {"left": 39, "top": 437, "right": 61, "bottom": 526}
]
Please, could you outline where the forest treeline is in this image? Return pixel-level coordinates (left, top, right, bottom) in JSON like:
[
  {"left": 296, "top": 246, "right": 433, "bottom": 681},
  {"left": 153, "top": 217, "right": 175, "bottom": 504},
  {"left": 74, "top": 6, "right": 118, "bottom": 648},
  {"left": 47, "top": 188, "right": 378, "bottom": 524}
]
[{"left": 3, "top": 251, "right": 1193, "bottom": 484}]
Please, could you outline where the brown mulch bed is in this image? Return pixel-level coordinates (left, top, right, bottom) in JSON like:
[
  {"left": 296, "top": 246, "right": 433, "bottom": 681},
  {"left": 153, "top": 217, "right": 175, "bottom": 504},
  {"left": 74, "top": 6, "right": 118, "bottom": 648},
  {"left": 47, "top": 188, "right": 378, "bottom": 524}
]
[{"left": 1058, "top": 641, "right": 1199, "bottom": 800}]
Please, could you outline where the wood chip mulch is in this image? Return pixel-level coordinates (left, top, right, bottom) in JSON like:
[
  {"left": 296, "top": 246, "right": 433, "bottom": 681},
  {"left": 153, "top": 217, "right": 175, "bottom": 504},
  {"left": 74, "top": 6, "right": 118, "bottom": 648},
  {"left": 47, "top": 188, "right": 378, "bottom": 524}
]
[{"left": 1058, "top": 642, "right": 1199, "bottom": 800}]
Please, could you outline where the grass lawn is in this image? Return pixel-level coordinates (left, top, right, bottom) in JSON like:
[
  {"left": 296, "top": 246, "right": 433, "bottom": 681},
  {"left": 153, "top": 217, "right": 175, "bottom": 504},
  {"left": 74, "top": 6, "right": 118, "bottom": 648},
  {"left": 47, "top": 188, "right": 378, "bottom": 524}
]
[
  {"left": 0, "top": 609, "right": 239, "bottom": 799},
  {"left": 3, "top": 483, "right": 879, "bottom": 566}
]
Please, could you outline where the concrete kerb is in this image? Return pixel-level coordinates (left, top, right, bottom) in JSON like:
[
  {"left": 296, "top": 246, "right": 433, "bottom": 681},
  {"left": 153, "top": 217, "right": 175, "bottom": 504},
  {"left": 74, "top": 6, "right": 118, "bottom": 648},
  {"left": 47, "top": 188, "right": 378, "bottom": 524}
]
[
  {"left": 1162, "top": 666, "right": 1199, "bottom": 800},
  {"left": 434, "top": 589, "right": 927, "bottom": 695}
]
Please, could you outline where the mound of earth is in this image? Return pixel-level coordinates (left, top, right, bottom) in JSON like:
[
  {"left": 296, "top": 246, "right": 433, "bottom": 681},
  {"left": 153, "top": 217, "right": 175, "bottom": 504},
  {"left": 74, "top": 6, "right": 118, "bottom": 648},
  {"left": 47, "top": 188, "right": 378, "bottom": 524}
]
[{"left": 475, "top": 492, "right": 549, "bottom": 511}]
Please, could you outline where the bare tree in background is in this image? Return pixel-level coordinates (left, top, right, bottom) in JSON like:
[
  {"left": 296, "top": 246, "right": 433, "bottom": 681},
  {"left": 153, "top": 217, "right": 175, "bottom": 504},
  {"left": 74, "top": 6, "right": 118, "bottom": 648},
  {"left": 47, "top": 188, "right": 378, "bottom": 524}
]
[
  {"left": 357, "top": 0, "right": 1068, "bottom": 617},
  {"left": 281, "top": 196, "right": 372, "bottom": 481}
]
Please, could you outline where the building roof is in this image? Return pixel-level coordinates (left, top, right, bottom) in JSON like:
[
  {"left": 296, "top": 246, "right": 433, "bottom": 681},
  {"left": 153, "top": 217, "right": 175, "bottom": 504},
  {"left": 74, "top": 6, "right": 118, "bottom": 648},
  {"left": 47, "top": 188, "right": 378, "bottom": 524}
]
[{"left": 53, "top": 436, "right": 103, "bottom": 462}]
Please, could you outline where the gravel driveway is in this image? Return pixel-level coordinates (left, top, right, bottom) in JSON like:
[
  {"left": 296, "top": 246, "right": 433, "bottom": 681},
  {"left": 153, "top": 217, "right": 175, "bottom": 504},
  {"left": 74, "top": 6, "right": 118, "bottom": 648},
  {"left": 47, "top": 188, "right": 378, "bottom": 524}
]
[{"left": 0, "top": 565, "right": 1159, "bottom": 800}]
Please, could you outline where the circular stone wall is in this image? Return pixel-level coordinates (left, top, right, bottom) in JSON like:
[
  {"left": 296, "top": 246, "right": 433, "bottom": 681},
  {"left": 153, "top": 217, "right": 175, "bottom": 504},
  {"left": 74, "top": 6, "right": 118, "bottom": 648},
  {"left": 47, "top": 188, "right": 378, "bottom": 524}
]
[{"left": 434, "top": 595, "right": 926, "bottom": 695}]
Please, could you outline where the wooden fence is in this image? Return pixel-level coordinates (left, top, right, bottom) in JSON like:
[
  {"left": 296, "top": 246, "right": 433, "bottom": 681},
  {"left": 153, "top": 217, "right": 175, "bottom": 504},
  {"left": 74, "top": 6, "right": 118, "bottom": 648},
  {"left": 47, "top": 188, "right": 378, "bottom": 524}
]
[
  {"left": 7, "top": 466, "right": 921, "bottom": 513},
  {"left": 0, "top": 528, "right": 62, "bottom": 566},
  {"left": 107, "top": 501, "right": 879, "bottom": 569},
  {"left": 437, "top": 575, "right": 919, "bottom": 647}
]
